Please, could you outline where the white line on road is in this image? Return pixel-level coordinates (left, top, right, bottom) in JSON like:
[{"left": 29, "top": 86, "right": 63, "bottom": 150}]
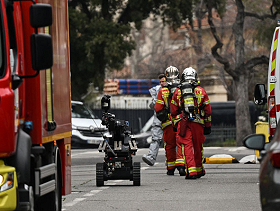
[
  {"left": 64, "top": 198, "right": 86, "bottom": 207},
  {"left": 63, "top": 181, "right": 126, "bottom": 209}
]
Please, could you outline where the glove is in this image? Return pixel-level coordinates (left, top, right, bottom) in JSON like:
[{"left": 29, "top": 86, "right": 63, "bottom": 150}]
[
  {"left": 149, "top": 102, "right": 155, "bottom": 110},
  {"left": 204, "top": 126, "right": 211, "bottom": 135}
]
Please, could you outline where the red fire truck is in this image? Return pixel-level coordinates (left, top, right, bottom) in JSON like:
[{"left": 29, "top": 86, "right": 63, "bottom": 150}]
[{"left": 0, "top": 0, "right": 71, "bottom": 210}]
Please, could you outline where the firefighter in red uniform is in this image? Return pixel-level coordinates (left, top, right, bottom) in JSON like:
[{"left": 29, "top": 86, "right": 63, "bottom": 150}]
[
  {"left": 171, "top": 67, "right": 211, "bottom": 179},
  {"left": 154, "top": 66, "right": 186, "bottom": 176}
]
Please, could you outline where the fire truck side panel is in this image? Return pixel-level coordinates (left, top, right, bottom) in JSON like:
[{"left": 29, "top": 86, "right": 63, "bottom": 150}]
[
  {"left": 40, "top": 0, "right": 72, "bottom": 141},
  {"left": 38, "top": 0, "right": 72, "bottom": 196},
  {"left": 0, "top": 0, "right": 15, "bottom": 157}
]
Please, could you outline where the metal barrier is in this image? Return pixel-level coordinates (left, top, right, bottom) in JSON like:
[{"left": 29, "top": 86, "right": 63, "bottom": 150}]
[{"left": 204, "top": 125, "right": 236, "bottom": 145}]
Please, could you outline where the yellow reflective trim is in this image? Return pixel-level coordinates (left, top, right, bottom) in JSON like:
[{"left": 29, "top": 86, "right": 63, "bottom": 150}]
[
  {"left": 184, "top": 98, "right": 194, "bottom": 104},
  {"left": 188, "top": 167, "right": 197, "bottom": 173},
  {"left": 156, "top": 99, "right": 164, "bottom": 104},
  {"left": 272, "top": 59, "right": 276, "bottom": 74},
  {"left": 204, "top": 100, "right": 210, "bottom": 105},
  {"left": 181, "top": 144, "right": 186, "bottom": 165},
  {"left": 196, "top": 167, "right": 202, "bottom": 171},
  {"left": 193, "top": 119, "right": 204, "bottom": 124},
  {"left": 272, "top": 29, "right": 278, "bottom": 73},
  {"left": 174, "top": 118, "right": 181, "bottom": 125},
  {"left": 46, "top": 68, "right": 53, "bottom": 121},
  {"left": 44, "top": 26, "right": 53, "bottom": 123},
  {"left": 42, "top": 132, "right": 72, "bottom": 144},
  {"left": 175, "top": 159, "right": 185, "bottom": 165},
  {"left": 162, "top": 121, "right": 172, "bottom": 129},
  {"left": 171, "top": 99, "right": 178, "bottom": 106},
  {"left": 205, "top": 116, "right": 211, "bottom": 122},
  {"left": 270, "top": 84, "right": 275, "bottom": 94},
  {"left": 167, "top": 162, "right": 175, "bottom": 167}
]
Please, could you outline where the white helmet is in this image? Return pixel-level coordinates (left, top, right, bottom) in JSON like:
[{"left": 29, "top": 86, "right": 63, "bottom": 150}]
[
  {"left": 182, "top": 67, "right": 197, "bottom": 82},
  {"left": 165, "top": 66, "right": 179, "bottom": 82}
]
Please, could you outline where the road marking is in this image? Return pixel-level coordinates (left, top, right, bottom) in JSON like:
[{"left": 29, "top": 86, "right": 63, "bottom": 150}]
[
  {"left": 90, "top": 190, "right": 102, "bottom": 193},
  {"left": 64, "top": 198, "right": 86, "bottom": 207},
  {"left": 83, "top": 193, "right": 94, "bottom": 197},
  {"left": 228, "top": 147, "right": 247, "bottom": 151},
  {"left": 100, "top": 186, "right": 109, "bottom": 189},
  {"left": 71, "top": 151, "right": 100, "bottom": 157},
  {"left": 64, "top": 151, "right": 161, "bottom": 209},
  {"left": 63, "top": 187, "right": 110, "bottom": 209}
]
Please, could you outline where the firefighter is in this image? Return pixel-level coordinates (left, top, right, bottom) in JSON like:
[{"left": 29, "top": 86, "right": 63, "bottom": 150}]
[
  {"left": 170, "top": 67, "right": 211, "bottom": 179},
  {"left": 154, "top": 66, "right": 186, "bottom": 176},
  {"left": 142, "top": 74, "right": 167, "bottom": 166}
]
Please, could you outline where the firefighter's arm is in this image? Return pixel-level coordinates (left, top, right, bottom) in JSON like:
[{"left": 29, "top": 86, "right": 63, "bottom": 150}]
[
  {"left": 170, "top": 89, "right": 179, "bottom": 118},
  {"left": 202, "top": 90, "right": 212, "bottom": 128},
  {"left": 155, "top": 88, "right": 169, "bottom": 122},
  {"left": 171, "top": 88, "right": 182, "bottom": 117},
  {"left": 154, "top": 88, "right": 165, "bottom": 113}
]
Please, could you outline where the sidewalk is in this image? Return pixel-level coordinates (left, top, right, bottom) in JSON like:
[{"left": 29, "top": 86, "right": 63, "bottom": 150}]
[{"left": 203, "top": 146, "right": 258, "bottom": 164}]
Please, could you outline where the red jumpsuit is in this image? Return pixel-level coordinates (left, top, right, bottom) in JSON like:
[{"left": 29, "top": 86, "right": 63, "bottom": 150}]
[
  {"left": 171, "top": 86, "right": 211, "bottom": 177},
  {"left": 154, "top": 86, "right": 184, "bottom": 171}
]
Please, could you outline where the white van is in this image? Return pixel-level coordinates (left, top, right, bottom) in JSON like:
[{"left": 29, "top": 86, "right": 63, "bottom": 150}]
[
  {"left": 254, "top": 23, "right": 280, "bottom": 141},
  {"left": 71, "top": 101, "right": 108, "bottom": 147}
]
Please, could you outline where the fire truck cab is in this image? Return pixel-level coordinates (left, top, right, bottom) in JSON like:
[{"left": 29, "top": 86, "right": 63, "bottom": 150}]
[{"left": 0, "top": 0, "right": 71, "bottom": 210}]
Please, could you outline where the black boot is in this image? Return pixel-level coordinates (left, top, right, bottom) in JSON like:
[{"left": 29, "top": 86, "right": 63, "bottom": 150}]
[
  {"left": 185, "top": 174, "right": 197, "bottom": 179},
  {"left": 167, "top": 169, "right": 175, "bottom": 175},
  {"left": 197, "top": 172, "right": 205, "bottom": 178},
  {"left": 177, "top": 166, "right": 186, "bottom": 176}
]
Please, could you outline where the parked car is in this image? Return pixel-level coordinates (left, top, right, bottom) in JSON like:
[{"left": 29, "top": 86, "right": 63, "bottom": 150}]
[
  {"left": 243, "top": 125, "right": 280, "bottom": 211},
  {"left": 71, "top": 101, "right": 108, "bottom": 147},
  {"left": 132, "top": 115, "right": 165, "bottom": 148}
]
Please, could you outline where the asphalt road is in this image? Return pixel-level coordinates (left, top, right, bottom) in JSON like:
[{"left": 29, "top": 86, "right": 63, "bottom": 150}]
[{"left": 62, "top": 147, "right": 261, "bottom": 211}]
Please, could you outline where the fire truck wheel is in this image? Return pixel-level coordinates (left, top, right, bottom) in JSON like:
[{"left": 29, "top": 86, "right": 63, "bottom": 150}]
[
  {"left": 133, "top": 162, "right": 141, "bottom": 186},
  {"left": 96, "top": 163, "right": 104, "bottom": 187}
]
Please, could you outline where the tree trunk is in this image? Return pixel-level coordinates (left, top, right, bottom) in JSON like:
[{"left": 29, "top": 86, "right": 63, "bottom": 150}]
[
  {"left": 233, "top": 0, "right": 252, "bottom": 146},
  {"left": 234, "top": 75, "right": 252, "bottom": 146}
]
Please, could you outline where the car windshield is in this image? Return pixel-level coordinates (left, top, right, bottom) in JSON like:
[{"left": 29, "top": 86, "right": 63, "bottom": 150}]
[{"left": 71, "top": 104, "right": 97, "bottom": 119}]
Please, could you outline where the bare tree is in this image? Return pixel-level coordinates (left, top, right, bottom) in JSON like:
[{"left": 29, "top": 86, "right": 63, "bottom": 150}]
[
  {"left": 126, "top": 15, "right": 195, "bottom": 79},
  {"left": 205, "top": 0, "right": 279, "bottom": 145}
]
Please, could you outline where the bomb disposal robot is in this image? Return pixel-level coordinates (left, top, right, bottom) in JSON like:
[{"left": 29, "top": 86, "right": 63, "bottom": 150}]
[{"left": 96, "top": 95, "right": 140, "bottom": 186}]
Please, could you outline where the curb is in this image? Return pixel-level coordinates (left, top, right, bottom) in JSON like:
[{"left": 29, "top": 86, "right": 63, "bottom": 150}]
[
  {"left": 203, "top": 154, "right": 259, "bottom": 164},
  {"left": 204, "top": 157, "right": 239, "bottom": 164}
]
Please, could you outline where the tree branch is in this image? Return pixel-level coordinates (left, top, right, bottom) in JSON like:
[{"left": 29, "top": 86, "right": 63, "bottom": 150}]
[
  {"left": 244, "top": 11, "right": 277, "bottom": 20},
  {"left": 245, "top": 55, "right": 269, "bottom": 70},
  {"left": 206, "top": 1, "right": 234, "bottom": 77}
]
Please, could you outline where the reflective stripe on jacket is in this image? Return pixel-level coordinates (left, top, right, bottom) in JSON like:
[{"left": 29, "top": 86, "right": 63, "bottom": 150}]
[{"left": 155, "top": 87, "right": 172, "bottom": 129}]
